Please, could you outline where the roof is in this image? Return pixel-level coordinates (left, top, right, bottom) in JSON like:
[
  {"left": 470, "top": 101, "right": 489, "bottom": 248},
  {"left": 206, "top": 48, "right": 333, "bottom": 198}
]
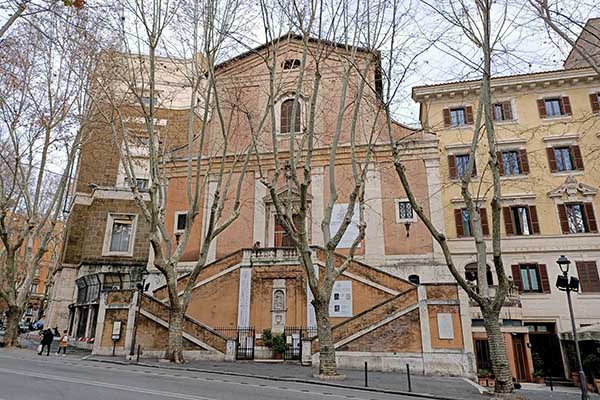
[
  {"left": 411, "top": 66, "right": 598, "bottom": 99},
  {"left": 214, "top": 33, "right": 377, "bottom": 72}
]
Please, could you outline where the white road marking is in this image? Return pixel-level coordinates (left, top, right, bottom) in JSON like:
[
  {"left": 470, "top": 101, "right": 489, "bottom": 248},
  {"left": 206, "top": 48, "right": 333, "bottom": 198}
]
[{"left": 0, "top": 367, "right": 217, "bottom": 400}]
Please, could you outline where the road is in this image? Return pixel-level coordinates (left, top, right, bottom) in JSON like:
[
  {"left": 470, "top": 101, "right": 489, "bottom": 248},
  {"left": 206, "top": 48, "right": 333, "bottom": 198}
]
[{"left": 0, "top": 350, "right": 422, "bottom": 400}]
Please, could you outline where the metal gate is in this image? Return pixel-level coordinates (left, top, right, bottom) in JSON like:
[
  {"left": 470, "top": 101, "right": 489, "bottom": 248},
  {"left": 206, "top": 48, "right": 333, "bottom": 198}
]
[
  {"left": 236, "top": 327, "right": 255, "bottom": 360},
  {"left": 283, "top": 326, "right": 318, "bottom": 360}
]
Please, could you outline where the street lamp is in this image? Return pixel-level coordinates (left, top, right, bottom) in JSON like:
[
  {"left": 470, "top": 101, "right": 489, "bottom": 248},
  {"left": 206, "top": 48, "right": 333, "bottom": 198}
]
[{"left": 555, "top": 255, "right": 588, "bottom": 400}]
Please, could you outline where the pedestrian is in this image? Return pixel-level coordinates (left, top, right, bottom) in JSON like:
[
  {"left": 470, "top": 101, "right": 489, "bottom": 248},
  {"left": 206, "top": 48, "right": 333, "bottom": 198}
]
[
  {"left": 56, "top": 330, "right": 68, "bottom": 356},
  {"left": 38, "top": 328, "right": 53, "bottom": 356},
  {"left": 53, "top": 327, "right": 60, "bottom": 337}
]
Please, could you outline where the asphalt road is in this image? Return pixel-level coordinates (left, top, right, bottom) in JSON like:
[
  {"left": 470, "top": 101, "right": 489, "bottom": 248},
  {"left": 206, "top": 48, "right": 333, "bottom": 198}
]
[{"left": 0, "top": 350, "right": 423, "bottom": 400}]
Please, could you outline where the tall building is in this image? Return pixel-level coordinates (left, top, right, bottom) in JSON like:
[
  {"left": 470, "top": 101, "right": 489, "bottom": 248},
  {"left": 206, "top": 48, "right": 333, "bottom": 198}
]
[{"left": 412, "top": 24, "right": 600, "bottom": 381}]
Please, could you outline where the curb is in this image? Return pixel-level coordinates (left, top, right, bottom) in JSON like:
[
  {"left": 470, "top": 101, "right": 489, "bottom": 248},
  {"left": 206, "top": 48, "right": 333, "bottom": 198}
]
[{"left": 84, "top": 356, "right": 471, "bottom": 400}]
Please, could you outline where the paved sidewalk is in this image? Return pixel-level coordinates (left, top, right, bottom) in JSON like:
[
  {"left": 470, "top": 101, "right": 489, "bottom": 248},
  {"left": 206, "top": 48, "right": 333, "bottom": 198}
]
[{"left": 87, "top": 355, "right": 600, "bottom": 400}]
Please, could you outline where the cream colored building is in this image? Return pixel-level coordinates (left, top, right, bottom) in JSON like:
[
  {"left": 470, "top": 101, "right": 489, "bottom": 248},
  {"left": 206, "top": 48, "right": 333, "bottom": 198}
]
[{"left": 413, "top": 53, "right": 600, "bottom": 382}]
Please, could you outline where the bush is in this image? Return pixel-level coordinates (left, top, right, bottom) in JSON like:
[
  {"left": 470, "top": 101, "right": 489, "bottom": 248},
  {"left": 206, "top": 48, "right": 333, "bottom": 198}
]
[
  {"left": 262, "top": 329, "right": 273, "bottom": 347},
  {"left": 272, "top": 333, "right": 287, "bottom": 354},
  {"left": 583, "top": 354, "right": 600, "bottom": 377}
]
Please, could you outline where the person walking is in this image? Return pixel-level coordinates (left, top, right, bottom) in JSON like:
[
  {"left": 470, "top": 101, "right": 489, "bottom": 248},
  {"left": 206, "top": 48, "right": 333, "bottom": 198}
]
[
  {"left": 56, "top": 330, "right": 68, "bottom": 356},
  {"left": 38, "top": 328, "right": 54, "bottom": 356}
]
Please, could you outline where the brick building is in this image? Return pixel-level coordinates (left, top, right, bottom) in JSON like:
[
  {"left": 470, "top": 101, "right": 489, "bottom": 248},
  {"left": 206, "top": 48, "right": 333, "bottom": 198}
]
[{"left": 47, "top": 36, "right": 475, "bottom": 375}]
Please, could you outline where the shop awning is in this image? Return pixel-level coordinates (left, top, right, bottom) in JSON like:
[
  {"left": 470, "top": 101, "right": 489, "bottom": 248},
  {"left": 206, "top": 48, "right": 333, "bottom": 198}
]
[{"left": 561, "top": 324, "right": 600, "bottom": 341}]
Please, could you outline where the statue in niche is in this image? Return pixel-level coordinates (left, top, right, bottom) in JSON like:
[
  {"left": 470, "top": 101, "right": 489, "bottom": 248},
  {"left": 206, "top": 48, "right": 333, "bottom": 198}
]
[{"left": 273, "top": 289, "right": 285, "bottom": 310}]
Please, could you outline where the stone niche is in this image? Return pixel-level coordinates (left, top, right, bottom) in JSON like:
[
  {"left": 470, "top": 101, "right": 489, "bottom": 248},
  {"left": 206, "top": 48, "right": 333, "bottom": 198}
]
[{"left": 271, "top": 279, "right": 286, "bottom": 333}]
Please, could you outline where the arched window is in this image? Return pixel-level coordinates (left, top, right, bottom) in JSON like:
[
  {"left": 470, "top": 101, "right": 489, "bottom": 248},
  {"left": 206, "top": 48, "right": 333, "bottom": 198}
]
[
  {"left": 280, "top": 98, "right": 302, "bottom": 134},
  {"left": 408, "top": 274, "right": 420, "bottom": 285}
]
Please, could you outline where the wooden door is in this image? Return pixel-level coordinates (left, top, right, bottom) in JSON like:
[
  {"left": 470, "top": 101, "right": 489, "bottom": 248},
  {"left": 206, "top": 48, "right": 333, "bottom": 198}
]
[{"left": 513, "top": 335, "right": 529, "bottom": 382}]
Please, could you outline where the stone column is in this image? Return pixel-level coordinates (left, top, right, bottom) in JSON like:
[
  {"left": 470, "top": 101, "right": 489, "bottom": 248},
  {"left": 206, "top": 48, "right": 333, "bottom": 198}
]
[
  {"left": 417, "top": 285, "right": 432, "bottom": 353},
  {"left": 424, "top": 158, "right": 445, "bottom": 260},
  {"left": 253, "top": 172, "right": 267, "bottom": 245},
  {"left": 237, "top": 267, "right": 252, "bottom": 328},
  {"left": 92, "top": 292, "right": 108, "bottom": 355},
  {"left": 123, "top": 291, "right": 138, "bottom": 357},
  {"left": 311, "top": 167, "right": 325, "bottom": 246},
  {"left": 202, "top": 177, "right": 218, "bottom": 263},
  {"left": 364, "top": 166, "right": 385, "bottom": 263}
]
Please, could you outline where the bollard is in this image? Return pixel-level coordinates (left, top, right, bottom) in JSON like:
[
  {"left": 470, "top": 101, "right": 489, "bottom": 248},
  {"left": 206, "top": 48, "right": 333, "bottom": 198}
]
[
  {"left": 136, "top": 344, "right": 141, "bottom": 362},
  {"left": 364, "top": 361, "right": 368, "bottom": 387},
  {"left": 406, "top": 363, "right": 412, "bottom": 392},
  {"left": 549, "top": 375, "right": 553, "bottom": 391}
]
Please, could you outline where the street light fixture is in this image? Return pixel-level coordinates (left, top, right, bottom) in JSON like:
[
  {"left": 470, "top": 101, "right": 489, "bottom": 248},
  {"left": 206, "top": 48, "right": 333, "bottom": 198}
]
[{"left": 555, "top": 255, "right": 588, "bottom": 400}]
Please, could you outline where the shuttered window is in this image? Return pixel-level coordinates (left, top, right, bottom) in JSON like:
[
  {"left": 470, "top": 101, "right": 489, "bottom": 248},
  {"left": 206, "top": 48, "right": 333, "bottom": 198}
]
[
  {"left": 576, "top": 261, "right": 600, "bottom": 293},
  {"left": 498, "top": 150, "right": 529, "bottom": 176},
  {"left": 537, "top": 97, "right": 572, "bottom": 118},
  {"left": 546, "top": 145, "right": 584, "bottom": 172},
  {"left": 512, "top": 264, "right": 551, "bottom": 294},
  {"left": 448, "top": 154, "right": 477, "bottom": 179},
  {"left": 503, "top": 205, "right": 540, "bottom": 236},
  {"left": 590, "top": 93, "right": 600, "bottom": 114},
  {"left": 557, "top": 203, "right": 598, "bottom": 234},
  {"left": 493, "top": 101, "right": 513, "bottom": 121},
  {"left": 443, "top": 106, "right": 474, "bottom": 127},
  {"left": 454, "top": 208, "right": 489, "bottom": 237}
]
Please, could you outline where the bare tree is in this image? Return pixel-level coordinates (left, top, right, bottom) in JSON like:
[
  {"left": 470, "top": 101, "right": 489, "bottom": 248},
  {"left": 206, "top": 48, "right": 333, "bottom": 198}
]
[
  {"left": 86, "top": 0, "right": 253, "bottom": 363},
  {"left": 388, "top": 0, "right": 516, "bottom": 395},
  {"left": 0, "top": 8, "right": 91, "bottom": 346}
]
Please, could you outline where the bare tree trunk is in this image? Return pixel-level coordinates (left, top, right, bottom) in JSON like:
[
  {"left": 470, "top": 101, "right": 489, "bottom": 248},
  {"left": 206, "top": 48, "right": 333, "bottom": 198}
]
[
  {"left": 166, "top": 307, "right": 185, "bottom": 364},
  {"left": 3, "top": 305, "right": 21, "bottom": 347},
  {"left": 314, "top": 295, "right": 336, "bottom": 376},
  {"left": 482, "top": 309, "right": 513, "bottom": 393}
]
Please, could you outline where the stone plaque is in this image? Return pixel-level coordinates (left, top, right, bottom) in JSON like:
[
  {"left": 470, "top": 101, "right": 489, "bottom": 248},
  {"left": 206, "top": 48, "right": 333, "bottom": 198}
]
[{"left": 437, "top": 313, "right": 454, "bottom": 340}]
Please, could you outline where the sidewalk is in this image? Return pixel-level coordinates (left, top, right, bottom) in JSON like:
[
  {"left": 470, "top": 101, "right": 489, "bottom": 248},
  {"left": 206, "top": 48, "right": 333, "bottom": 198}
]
[{"left": 86, "top": 355, "right": 600, "bottom": 400}]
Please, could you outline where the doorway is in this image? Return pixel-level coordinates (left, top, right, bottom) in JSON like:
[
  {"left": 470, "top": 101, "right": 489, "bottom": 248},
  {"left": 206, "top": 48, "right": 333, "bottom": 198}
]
[
  {"left": 526, "top": 323, "right": 565, "bottom": 378},
  {"left": 512, "top": 334, "right": 529, "bottom": 382}
]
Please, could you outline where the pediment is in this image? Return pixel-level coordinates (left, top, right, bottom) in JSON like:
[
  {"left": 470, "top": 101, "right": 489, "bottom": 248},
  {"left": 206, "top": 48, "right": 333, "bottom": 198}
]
[
  {"left": 263, "top": 186, "right": 312, "bottom": 204},
  {"left": 547, "top": 175, "right": 597, "bottom": 199}
]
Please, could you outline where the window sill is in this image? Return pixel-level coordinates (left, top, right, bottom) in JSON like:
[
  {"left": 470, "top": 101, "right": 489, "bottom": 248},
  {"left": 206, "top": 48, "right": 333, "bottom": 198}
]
[
  {"left": 396, "top": 218, "right": 417, "bottom": 224},
  {"left": 500, "top": 174, "right": 528, "bottom": 181},
  {"left": 541, "top": 115, "right": 572, "bottom": 123},
  {"left": 519, "top": 293, "right": 550, "bottom": 297},
  {"left": 449, "top": 176, "right": 480, "bottom": 182},
  {"left": 101, "top": 251, "right": 134, "bottom": 257},
  {"left": 444, "top": 125, "right": 473, "bottom": 131},
  {"left": 550, "top": 171, "right": 584, "bottom": 177},
  {"left": 494, "top": 119, "right": 519, "bottom": 125}
]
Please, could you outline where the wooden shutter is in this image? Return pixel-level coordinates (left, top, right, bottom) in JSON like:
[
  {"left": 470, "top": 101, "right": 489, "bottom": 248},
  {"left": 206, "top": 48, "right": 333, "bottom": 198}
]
[
  {"left": 471, "top": 156, "right": 477, "bottom": 177},
  {"left": 537, "top": 99, "right": 547, "bottom": 118},
  {"left": 538, "top": 264, "right": 551, "bottom": 293},
  {"left": 557, "top": 204, "right": 570, "bottom": 234},
  {"left": 479, "top": 208, "right": 489, "bottom": 236},
  {"left": 497, "top": 151, "right": 505, "bottom": 176},
  {"left": 502, "top": 101, "right": 513, "bottom": 120},
  {"left": 576, "top": 261, "right": 600, "bottom": 293},
  {"left": 503, "top": 207, "right": 515, "bottom": 235},
  {"left": 454, "top": 209, "right": 465, "bottom": 237},
  {"left": 518, "top": 149, "right": 530, "bottom": 174},
  {"left": 443, "top": 108, "right": 451, "bottom": 127},
  {"left": 584, "top": 202, "right": 598, "bottom": 233},
  {"left": 448, "top": 155, "right": 457, "bottom": 179},
  {"left": 590, "top": 93, "right": 600, "bottom": 113},
  {"left": 529, "top": 205, "right": 541, "bottom": 234},
  {"left": 546, "top": 147, "right": 558, "bottom": 173},
  {"left": 570, "top": 145, "right": 584, "bottom": 170},
  {"left": 465, "top": 106, "right": 474, "bottom": 125},
  {"left": 512, "top": 265, "right": 523, "bottom": 292},
  {"left": 562, "top": 96, "right": 572, "bottom": 115}
]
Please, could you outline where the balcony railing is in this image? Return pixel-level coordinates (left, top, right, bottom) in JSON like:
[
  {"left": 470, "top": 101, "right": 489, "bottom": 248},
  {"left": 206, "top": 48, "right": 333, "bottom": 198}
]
[
  {"left": 468, "top": 285, "right": 521, "bottom": 308},
  {"left": 241, "top": 247, "right": 300, "bottom": 266}
]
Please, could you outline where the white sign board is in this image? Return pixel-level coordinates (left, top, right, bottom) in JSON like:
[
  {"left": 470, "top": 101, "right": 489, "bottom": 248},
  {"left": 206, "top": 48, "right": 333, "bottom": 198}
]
[
  {"left": 437, "top": 313, "right": 454, "bottom": 340},
  {"left": 330, "top": 204, "right": 360, "bottom": 249},
  {"left": 329, "top": 281, "right": 353, "bottom": 317},
  {"left": 111, "top": 320, "right": 122, "bottom": 341}
]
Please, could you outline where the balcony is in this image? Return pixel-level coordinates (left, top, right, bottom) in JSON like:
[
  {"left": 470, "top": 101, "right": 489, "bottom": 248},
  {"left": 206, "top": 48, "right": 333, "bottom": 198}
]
[
  {"left": 241, "top": 247, "right": 300, "bottom": 266},
  {"left": 469, "top": 285, "right": 523, "bottom": 321}
]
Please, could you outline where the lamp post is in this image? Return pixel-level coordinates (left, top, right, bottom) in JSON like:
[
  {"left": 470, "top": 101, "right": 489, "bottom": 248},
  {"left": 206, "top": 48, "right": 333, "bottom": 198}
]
[{"left": 556, "top": 255, "right": 588, "bottom": 400}]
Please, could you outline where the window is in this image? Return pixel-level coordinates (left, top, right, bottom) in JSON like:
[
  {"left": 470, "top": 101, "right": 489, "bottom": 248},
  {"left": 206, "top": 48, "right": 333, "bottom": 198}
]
[
  {"left": 454, "top": 208, "right": 489, "bottom": 238},
  {"left": 493, "top": 102, "right": 513, "bottom": 121},
  {"left": 576, "top": 261, "right": 600, "bottom": 293},
  {"left": 25, "top": 307, "right": 33, "bottom": 316},
  {"left": 33, "top": 267, "right": 40, "bottom": 277},
  {"left": 280, "top": 98, "right": 302, "bottom": 134},
  {"left": 475, "top": 339, "right": 492, "bottom": 371},
  {"left": 141, "top": 96, "right": 158, "bottom": 106},
  {"left": 512, "top": 264, "right": 550, "bottom": 293},
  {"left": 503, "top": 205, "right": 540, "bottom": 236},
  {"left": 448, "top": 154, "right": 477, "bottom": 179},
  {"left": 464, "top": 264, "right": 494, "bottom": 286},
  {"left": 135, "top": 178, "right": 149, "bottom": 190},
  {"left": 499, "top": 150, "right": 529, "bottom": 176},
  {"left": 282, "top": 59, "right": 301, "bottom": 70},
  {"left": 30, "top": 283, "right": 38, "bottom": 294},
  {"left": 396, "top": 200, "right": 413, "bottom": 221},
  {"left": 557, "top": 203, "right": 598, "bottom": 234},
  {"left": 590, "top": 92, "right": 600, "bottom": 113},
  {"left": 443, "top": 106, "right": 474, "bottom": 127},
  {"left": 547, "top": 145, "right": 583, "bottom": 172},
  {"left": 174, "top": 212, "right": 187, "bottom": 233},
  {"left": 408, "top": 274, "right": 420, "bottom": 285},
  {"left": 103, "top": 214, "right": 137, "bottom": 256},
  {"left": 537, "top": 97, "right": 572, "bottom": 118}
]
